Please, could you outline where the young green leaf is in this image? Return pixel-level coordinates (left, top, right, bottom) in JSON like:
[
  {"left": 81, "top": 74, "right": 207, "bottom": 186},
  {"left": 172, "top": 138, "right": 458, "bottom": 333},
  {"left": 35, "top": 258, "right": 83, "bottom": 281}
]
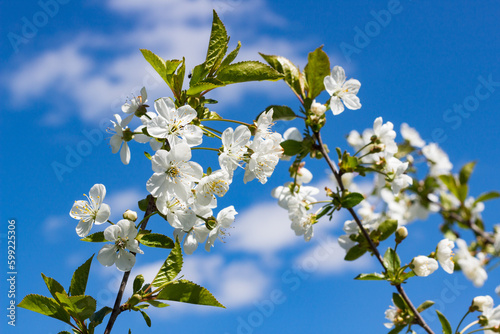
[
  {"left": 140, "top": 49, "right": 181, "bottom": 87},
  {"left": 152, "top": 241, "right": 183, "bottom": 287},
  {"left": 378, "top": 220, "right": 398, "bottom": 241},
  {"left": 81, "top": 231, "right": 107, "bottom": 242},
  {"left": 41, "top": 273, "right": 67, "bottom": 302},
  {"left": 354, "top": 273, "right": 386, "bottom": 281},
  {"left": 204, "top": 10, "right": 229, "bottom": 73},
  {"left": 459, "top": 161, "right": 476, "bottom": 185},
  {"left": 133, "top": 275, "right": 145, "bottom": 294},
  {"left": 138, "top": 233, "right": 174, "bottom": 249},
  {"left": 260, "top": 105, "right": 296, "bottom": 121},
  {"left": 417, "top": 300, "right": 435, "bottom": 313},
  {"left": 69, "top": 255, "right": 94, "bottom": 296},
  {"left": 344, "top": 244, "right": 367, "bottom": 261},
  {"left": 438, "top": 175, "right": 460, "bottom": 201},
  {"left": 304, "top": 46, "right": 330, "bottom": 99},
  {"left": 259, "top": 53, "right": 303, "bottom": 98},
  {"left": 89, "top": 306, "right": 112, "bottom": 328},
  {"left": 387, "top": 325, "right": 405, "bottom": 334},
  {"left": 18, "top": 294, "right": 71, "bottom": 324},
  {"left": 280, "top": 140, "right": 305, "bottom": 157},
  {"left": 383, "top": 248, "right": 401, "bottom": 275},
  {"left": 218, "top": 41, "right": 241, "bottom": 71},
  {"left": 341, "top": 192, "right": 364, "bottom": 209},
  {"left": 139, "top": 310, "right": 152, "bottom": 327},
  {"left": 156, "top": 279, "right": 225, "bottom": 308},
  {"left": 436, "top": 310, "right": 452, "bottom": 334},
  {"left": 475, "top": 191, "right": 500, "bottom": 204},
  {"left": 144, "top": 300, "right": 169, "bottom": 308},
  {"left": 187, "top": 80, "right": 225, "bottom": 95},
  {"left": 55, "top": 293, "right": 96, "bottom": 322},
  {"left": 392, "top": 293, "right": 407, "bottom": 311},
  {"left": 216, "top": 61, "right": 284, "bottom": 83}
]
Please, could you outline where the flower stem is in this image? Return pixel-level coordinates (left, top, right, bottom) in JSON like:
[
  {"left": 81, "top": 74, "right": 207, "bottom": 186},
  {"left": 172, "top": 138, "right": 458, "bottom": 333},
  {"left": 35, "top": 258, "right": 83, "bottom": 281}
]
[
  {"left": 200, "top": 118, "right": 253, "bottom": 127},
  {"left": 104, "top": 196, "right": 157, "bottom": 334},
  {"left": 313, "top": 130, "right": 435, "bottom": 334},
  {"left": 455, "top": 311, "right": 471, "bottom": 334},
  {"left": 191, "top": 147, "right": 221, "bottom": 152}
]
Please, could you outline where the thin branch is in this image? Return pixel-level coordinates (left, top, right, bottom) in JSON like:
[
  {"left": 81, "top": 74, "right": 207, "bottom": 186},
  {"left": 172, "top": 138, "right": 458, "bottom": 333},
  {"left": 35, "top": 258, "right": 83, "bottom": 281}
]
[
  {"left": 104, "top": 196, "right": 157, "bottom": 334},
  {"left": 313, "top": 131, "right": 435, "bottom": 334}
]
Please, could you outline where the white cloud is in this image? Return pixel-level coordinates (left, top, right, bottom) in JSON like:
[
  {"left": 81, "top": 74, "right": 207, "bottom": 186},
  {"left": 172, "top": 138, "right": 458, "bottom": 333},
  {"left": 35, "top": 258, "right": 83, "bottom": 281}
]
[{"left": 5, "top": 0, "right": 309, "bottom": 125}]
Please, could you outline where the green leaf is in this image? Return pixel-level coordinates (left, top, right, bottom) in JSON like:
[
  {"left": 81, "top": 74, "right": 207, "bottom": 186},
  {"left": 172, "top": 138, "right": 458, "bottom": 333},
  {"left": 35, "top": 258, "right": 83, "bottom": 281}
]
[
  {"left": 378, "top": 220, "right": 398, "bottom": 241},
  {"left": 139, "top": 310, "right": 152, "bottom": 327},
  {"left": 172, "top": 58, "right": 186, "bottom": 96},
  {"left": 216, "top": 61, "right": 284, "bottom": 83},
  {"left": 89, "top": 306, "right": 112, "bottom": 328},
  {"left": 205, "top": 10, "right": 229, "bottom": 73},
  {"left": 81, "top": 231, "right": 107, "bottom": 242},
  {"left": 280, "top": 140, "right": 305, "bottom": 156},
  {"left": 190, "top": 63, "right": 210, "bottom": 86},
  {"left": 152, "top": 241, "right": 183, "bottom": 287},
  {"left": 56, "top": 293, "right": 96, "bottom": 322},
  {"left": 58, "top": 332, "right": 72, "bottom": 334},
  {"left": 354, "top": 273, "right": 386, "bottom": 281},
  {"left": 41, "top": 273, "right": 67, "bottom": 302},
  {"left": 187, "top": 79, "right": 226, "bottom": 95},
  {"left": 436, "top": 310, "right": 452, "bottom": 334},
  {"left": 417, "top": 300, "right": 435, "bottom": 313},
  {"left": 144, "top": 300, "right": 169, "bottom": 308},
  {"left": 392, "top": 293, "right": 407, "bottom": 311},
  {"left": 18, "top": 294, "right": 71, "bottom": 324},
  {"left": 138, "top": 197, "right": 150, "bottom": 212},
  {"left": 344, "top": 244, "right": 367, "bottom": 261},
  {"left": 138, "top": 233, "right": 174, "bottom": 249},
  {"left": 304, "top": 46, "right": 331, "bottom": 99},
  {"left": 219, "top": 41, "right": 241, "bottom": 70},
  {"left": 259, "top": 53, "right": 303, "bottom": 98},
  {"left": 69, "top": 255, "right": 94, "bottom": 296},
  {"left": 140, "top": 49, "right": 181, "bottom": 87},
  {"left": 383, "top": 248, "right": 401, "bottom": 275},
  {"left": 439, "top": 175, "right": 460, "bottom": 201},
  {"left": 388, "top": 325, "right": 405, "bottom": 334},
  {"left": 133, "top": 275, "right": 145, "bottom": 293},
  {"left": 261, "top": 105, "right": 296, "bottom": 121},
  {"left": 475, "top": 191, "right": 500, "bottom": 204},
  {"left": 341, "top": 192, "right": 364, "bottom": 209},
  {"left": 144, "top": 151, "right": 152, "bottom": 160},
  {"left": 459, "top": 161, "right": 476, "bottom": 185},
  {"left": 457, "top": 184, "right": 468, "bottom": 203},
  {"left": 156, "top": 279, "right": 225, "bottom": 308}
]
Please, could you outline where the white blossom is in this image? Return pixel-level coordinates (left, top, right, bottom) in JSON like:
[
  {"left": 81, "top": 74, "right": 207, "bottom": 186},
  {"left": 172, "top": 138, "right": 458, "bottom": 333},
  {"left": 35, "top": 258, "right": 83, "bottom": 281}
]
[
  {"left": 244, "top": 133, "right": 283, "bottom": 184},
  {"left": 146, "top": 97, "right": 203, "bottom": 147},
  {"left": 206, "top": 206, "right": 238, "bottom": 251},
  {"left": 70, "top": 184, "right": 111, "bottom": 237},
  {"left": 455, "top": 239, "right": 487, "bottom": 287},
  {"left": 400, "top": 123, "right": 425, "bottom": 148},
  {"left": 310, "top": 100, "right": 327, "bottom": 116},
  {"left": 324, "top": 66, "right": 361, "bottom": 115},
  {"left": 122, "top": 86, "right": 148, "bottom": 116},
  {"left": 110, "top": 114, "right": 149, "bottom": 165},
  {"left": 436, "top": 239, "right": 455, "bottom": 274},
  {"left": 146, "top": 143, "right": 203, "bottom": 200},
  {"left": 422, "top": 143, "right": 453, "bottom": 176},
  {"left": 384, "top": 157, "right": 413, "bottom": 194},
  {"left": 473, "top": 295, "right": 493, "bottom": 312},
  {"left": 97, "top": 219, "right": 143, "bottom": 272},
  {"left": 219, "top": 125, "right": 250, "bottom": 177},
  {"left": 195, "top": 169, "right": 231, "bottom": 206},
  {"left": 412, "top": 255, "right": 438, "bottom": 277}
]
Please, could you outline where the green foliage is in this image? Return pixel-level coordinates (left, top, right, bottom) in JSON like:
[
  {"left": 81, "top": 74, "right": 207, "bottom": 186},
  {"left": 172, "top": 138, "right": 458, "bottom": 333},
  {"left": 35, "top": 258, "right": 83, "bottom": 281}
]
[
  {"left": 18, "top": 294, "right": 72, "bottom": 324},
  {"left": 140, "top": 49, "right": 181, "bottom": 88},
  {"left": 260, "top": 53, "right": 304, "bottom": 99},
  {"left": 260, "top": 105, "right": 296, "bottom": 121},
  {"left": 378, "top": 220, "right": 398, "bottom": 242},
  {"left": 41, "top": 273, "right": 67, "bottom": 302},
  {"left": 341, "top": 192, "right": 365, "bottom": 209},
  {"left": 281, "top": 139, "right": 306, "bottom": 156},
  {"left": 304, "top": 46, "right": 330, "bottom": 99},
  {"left": 156, "top": 279, "right": 225, "bottom": 308},
  {"left": 436, "top": 310, "right": 452, "bottom": 334},
  {"left": 81, "top": 231, "right": 107, "bottom": 242},
  {"left": 459, "top": 161, "right": 476, "bottom": 185},
  {"left": 383, "top": 248, "right": 401, "bottom": 276},
  {"left": 69, "top": 255, "right": 94, "bottom": 296},
  {"left": 138, "top": 196, "right": 151, "bottom": 211},
  {"left": 216, "top": 61, "right": 283, "bottom": 83},
  {"left": 475, "top": 191, "right": 500, "bottom": 204},
  {"left": 152, "top": 241, "right": 183, "bottom": 287},
  {"left": 344, "top": 244, "right": 367, "bottom": 261},
  {"left": 416, "top": 300, "right": 434, "bottom": 313},
  {"left": 354, "top": 273, "right": 386, "bottom": 281},
  {"left": 139, "top": 310, "right": 152, "bottom": 327},
  {"left": 56, "top": 293, "right": 96, "bottom": 322},
  {"left": 89, "top": 306, "right": 112, "bottom": 329},
  {"left": 133, "top": 275, "right": 145, "bottom": 293},
  {"left": 137, "top": 232, "right": 174, "bottom": 249}
]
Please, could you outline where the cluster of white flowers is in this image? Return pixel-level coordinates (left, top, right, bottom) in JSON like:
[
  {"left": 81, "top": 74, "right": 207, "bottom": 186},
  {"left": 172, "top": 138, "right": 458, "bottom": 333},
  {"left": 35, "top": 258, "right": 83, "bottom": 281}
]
[
  {"left": 472, "top": 295, "right": 500, "bottom": 334},
  {"left": 455, "top": 238, "right": 488, "bottom": 287},
  {"left": 411, "top": 239, "right": 455, "bottom": 277}
]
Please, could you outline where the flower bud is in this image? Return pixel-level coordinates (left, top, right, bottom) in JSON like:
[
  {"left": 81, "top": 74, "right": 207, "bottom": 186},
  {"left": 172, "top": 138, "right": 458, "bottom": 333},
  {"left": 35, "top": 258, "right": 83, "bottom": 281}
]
[
  {"left": 411, "top": 256, "right": 438, "bottom": 277},
  {"left": 206, "top": 216, "right": 218, "bottom": 230},
  {"left": 128, "top": 293, "right": 142, "bottom": 307},
  {"left": 310, "top": 100, "right": 327, "bottom": 116},
  {"left": 123, "top": 210, "right": 138, "bottom": 222},
  {"left": 471, "top": 295, "right": 493, "bottom": 312},
  {"left": 395, "top": 226, "right": 408, "bottom": 243}
]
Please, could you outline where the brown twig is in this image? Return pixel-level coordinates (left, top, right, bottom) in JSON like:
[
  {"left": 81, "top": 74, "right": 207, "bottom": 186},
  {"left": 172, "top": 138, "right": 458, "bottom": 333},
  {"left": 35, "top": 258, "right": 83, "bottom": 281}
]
[
  {"left": 314, "top": 131, "right": 435, "bottom": 334},
  {"left": 103, "top": 196, "right": 156, "bottom": 334}
]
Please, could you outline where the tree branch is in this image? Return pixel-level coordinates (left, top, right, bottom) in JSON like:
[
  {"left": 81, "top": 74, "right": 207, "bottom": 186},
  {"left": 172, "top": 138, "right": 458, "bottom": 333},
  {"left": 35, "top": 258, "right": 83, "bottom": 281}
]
[
  {"left": 104, "top": 196, "right": 157, "bottom": 334},
  {"left": 314, "top": 131, "right": 435, "bottom": 334}
]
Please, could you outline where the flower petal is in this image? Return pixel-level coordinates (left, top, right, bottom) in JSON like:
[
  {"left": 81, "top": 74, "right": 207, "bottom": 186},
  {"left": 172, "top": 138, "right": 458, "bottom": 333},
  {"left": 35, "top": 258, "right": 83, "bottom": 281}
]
[
  {"left": 76, "top": 218, "right": 93, "bottom": 237},
  {"left": 115, "top": 249, "right": 136, "bottom": 271},
  {"left": 120, "top": 142, "right": 131, "bottom": 165},
  {"left": 95, "top": 203, "right": 111, "bottom": 224},
  {"left": 97, "top": 244, "right": 117, "bottom": 267},
  {"left": 330, "top": 97, "right": 344, "bottom": 115}
]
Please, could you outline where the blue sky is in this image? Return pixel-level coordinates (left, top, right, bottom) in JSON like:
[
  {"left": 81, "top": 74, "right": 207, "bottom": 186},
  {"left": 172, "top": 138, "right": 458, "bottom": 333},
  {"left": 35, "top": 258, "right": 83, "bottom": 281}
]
[{"left": 1, "top": 1, "right": 500, "bottom": 333}]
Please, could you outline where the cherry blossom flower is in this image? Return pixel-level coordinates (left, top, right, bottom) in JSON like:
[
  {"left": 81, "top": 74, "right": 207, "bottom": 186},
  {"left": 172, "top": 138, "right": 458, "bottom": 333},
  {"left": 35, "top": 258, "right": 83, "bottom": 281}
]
[
  {"left": 146, "top": 97, "right": 203, "bottom": 147},
  {"left": 195, "top": 169, "right": 231, "bottom": 206},
  {"left": 324, "top": 66, "right": 361, "bottom": 115},
  {"left": 384, "top": 157, "right": 413, "bottom": 194},
  {"left": 70, "top": 184, "right": 111, "bottom": 237},
  {"left": 436, "top": 238, "right": 455, "bottom": 274},
  {"left": 400, "top": 123, "right": 425, "bottom": 148},
  {"left": 411, "top": 256, "right": 438, "bottom": 277},
  {"left": 455, "top": 239, "right": 487, "bottom": 287},
  {"left": 422, "top": 143, "right": 453, "bottom": 176},
  {"left": 122, "top": 86, "right": 148, "bottom": 116},
  {"left": 146, "top": 143, "right": 203, "bottom": 200},
  {"left": 97, "top": 219, "right": 143, "bottom": 272},
  {"left": 110, "top": 114, "right": 149, "bottom": 165},
  {"left": 219, "top": 125, "right": 251, "bottom": 177},
  {"left": 205, "top": 206, "right": 238, "bottom": 251}
]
